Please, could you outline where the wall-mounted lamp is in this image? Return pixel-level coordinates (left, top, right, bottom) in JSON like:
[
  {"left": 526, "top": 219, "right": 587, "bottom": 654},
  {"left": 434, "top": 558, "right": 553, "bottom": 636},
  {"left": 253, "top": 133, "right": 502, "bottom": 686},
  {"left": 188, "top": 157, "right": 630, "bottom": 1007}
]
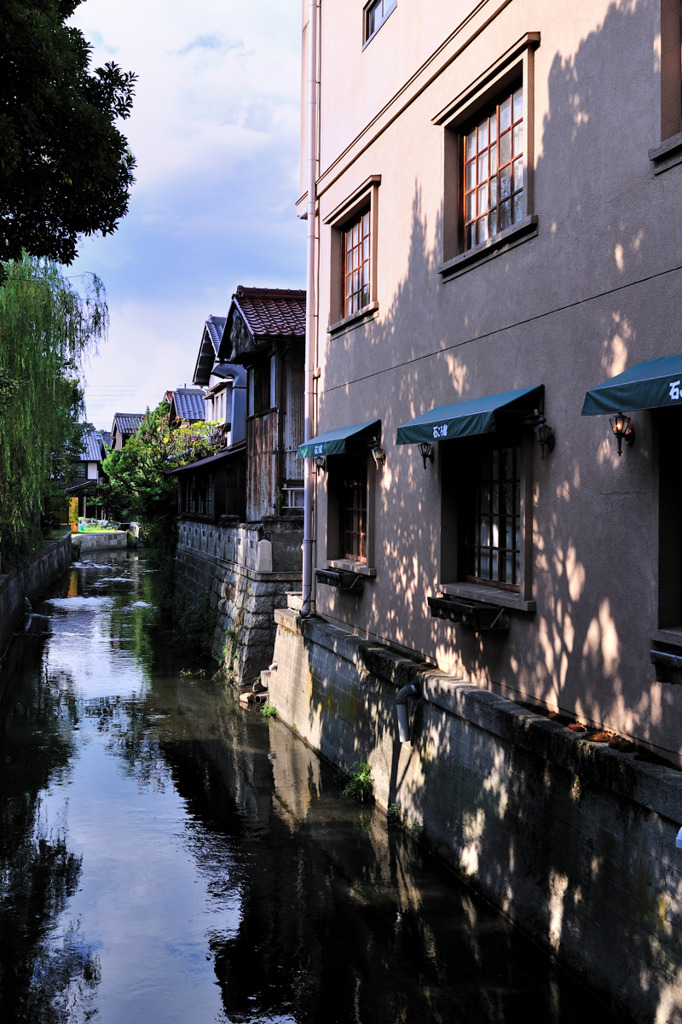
[
  {"left": 418, "top": 441, "right": 434, "bottom": 469},
  {"left": 533, "top": 413, "right": 555, "bottom": 460},
  {"left": 371, "top": 444, "right": 386, "bottom": 468},
  {"left": 314, "top": 454, "right": 326, "bottom": 471},
  {"left": 609, "top": 412, "right": 635, "bottom": 456}
]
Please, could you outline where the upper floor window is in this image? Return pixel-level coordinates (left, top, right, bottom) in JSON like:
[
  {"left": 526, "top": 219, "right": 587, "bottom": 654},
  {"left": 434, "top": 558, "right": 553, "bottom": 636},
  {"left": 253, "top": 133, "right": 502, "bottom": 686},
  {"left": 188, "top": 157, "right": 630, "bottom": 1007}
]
[
  {"left": 344, "top": 209, "right": 371, "bottom": 317},
  {"left": 326, "top": 176, "right": 380, "bottom": 330},
  {"left": 436, "top": 33, "right": 539, "bottom": 274},
  {"left": 651, "top": 1, "right": 682, "bottom": 170},
  {"left": 463, "top": 86, "right": 524, "bottom": 251},
  {"left": 364, "top": 0, "right": 396, "bottom": 45},
  {"left": 247, "top": 355, "right": 276, "bottom": 417}
]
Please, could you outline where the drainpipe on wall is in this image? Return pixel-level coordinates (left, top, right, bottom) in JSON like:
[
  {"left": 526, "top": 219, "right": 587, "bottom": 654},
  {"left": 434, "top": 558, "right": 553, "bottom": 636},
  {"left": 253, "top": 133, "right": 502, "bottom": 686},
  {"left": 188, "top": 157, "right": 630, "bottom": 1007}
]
[
  {"left": 301, "top": 0, "right": 319, "bottom": 618},
  {"left": 396, "top": 684, "right": 420, "bottom": 744}
]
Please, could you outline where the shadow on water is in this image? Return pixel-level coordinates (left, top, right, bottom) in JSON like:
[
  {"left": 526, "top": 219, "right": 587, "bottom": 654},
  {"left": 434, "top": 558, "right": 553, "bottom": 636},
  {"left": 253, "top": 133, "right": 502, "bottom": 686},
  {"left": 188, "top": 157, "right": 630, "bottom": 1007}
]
[{"left": 0, "top": 552, "right": 628, "bottom": 1023}]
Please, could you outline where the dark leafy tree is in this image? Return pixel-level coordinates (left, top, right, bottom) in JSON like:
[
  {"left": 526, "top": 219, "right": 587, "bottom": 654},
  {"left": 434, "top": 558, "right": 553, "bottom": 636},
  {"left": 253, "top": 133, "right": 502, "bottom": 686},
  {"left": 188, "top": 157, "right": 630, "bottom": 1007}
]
[{"left": 0, "top": 0, "right": 137, "bottom": 267}]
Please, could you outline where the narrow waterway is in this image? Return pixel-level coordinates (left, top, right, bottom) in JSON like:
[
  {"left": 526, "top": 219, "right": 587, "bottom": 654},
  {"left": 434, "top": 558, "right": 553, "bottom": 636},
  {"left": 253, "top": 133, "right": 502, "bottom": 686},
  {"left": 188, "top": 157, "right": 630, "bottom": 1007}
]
[{"left": 0, "top": 551, "right": 626, "bottom": 1024}]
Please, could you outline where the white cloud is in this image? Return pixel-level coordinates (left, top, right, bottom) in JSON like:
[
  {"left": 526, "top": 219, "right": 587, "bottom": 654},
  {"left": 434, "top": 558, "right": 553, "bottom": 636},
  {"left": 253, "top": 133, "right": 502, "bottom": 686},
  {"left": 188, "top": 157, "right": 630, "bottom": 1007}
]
[{"left": 68, "top": 0, "right": 305, "bottom": 430}]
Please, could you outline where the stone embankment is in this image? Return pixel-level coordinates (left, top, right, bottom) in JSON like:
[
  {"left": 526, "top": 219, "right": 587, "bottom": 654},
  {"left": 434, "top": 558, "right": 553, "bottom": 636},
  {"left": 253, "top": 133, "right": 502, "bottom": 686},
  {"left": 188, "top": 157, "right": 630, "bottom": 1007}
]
[
  {"left": 174, "top": 519, "right": 302, "bottom": 686},
  {"left": 0, "top": 530, "right": 72, "bottom": 663},
  {"left": 270, "top": 606, "right": 682, "bottom": 1024}
]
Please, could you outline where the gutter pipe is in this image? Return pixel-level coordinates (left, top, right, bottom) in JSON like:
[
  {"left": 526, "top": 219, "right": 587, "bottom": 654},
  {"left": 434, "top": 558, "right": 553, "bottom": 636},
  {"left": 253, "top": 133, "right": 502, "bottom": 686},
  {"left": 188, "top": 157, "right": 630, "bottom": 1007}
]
[
  {"left": 396, "top": 684, "right": 420, "bottom": 744},
  {"left": 301, "top": 0, "right": 319, "bottom": 617}
]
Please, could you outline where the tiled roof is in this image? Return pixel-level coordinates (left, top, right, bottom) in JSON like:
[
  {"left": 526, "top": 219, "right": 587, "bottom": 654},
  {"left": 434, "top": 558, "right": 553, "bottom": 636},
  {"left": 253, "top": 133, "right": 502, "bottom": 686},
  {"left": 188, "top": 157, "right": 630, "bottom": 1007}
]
[
  {"left": 78, "top": 429, "right": 104, "bottom": 463},
  {"left": 193, "top": 315, "right": 228, "bottom": 386},
  {"left": 233, "top": 286, "right": 306, "bottom": 340},
  {"left": 113, "top": 413, "right": 144, "bottom": 435},
  {"left": 206, "top": 315, "right": 226, "bottom": 355},
  {"left": 172, "top": 388, "right": 206, "bottom": 422}
]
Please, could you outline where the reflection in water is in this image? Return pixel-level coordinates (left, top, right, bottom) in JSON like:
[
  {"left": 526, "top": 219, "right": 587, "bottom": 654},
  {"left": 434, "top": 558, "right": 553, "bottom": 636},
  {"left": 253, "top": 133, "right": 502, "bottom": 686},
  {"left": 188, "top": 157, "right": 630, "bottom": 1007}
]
[{"left": 0, "top": 551, "right": 625, "bottom": 1024}]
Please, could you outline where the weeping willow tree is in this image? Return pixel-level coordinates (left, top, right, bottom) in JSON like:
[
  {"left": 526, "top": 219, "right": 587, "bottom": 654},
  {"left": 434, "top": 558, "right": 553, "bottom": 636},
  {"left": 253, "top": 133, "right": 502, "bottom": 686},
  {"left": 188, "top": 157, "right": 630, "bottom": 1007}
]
[{"left": 0, "top": 255, "right": 107, "bottom": 566}]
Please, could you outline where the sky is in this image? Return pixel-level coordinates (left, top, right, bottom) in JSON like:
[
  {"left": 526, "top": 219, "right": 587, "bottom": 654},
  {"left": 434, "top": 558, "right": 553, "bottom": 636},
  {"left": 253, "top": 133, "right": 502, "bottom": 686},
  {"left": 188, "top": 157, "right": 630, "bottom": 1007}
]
[{"left": 67, "top": 0, "right": 306, "bottom": 432}]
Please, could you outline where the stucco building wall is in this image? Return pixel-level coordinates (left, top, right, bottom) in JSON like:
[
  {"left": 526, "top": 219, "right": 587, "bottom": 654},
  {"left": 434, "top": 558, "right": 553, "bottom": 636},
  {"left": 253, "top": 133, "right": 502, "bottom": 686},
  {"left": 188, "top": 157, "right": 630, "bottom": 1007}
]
[{"left": 297, "top": 0, "right": 682, "bottom": 764}]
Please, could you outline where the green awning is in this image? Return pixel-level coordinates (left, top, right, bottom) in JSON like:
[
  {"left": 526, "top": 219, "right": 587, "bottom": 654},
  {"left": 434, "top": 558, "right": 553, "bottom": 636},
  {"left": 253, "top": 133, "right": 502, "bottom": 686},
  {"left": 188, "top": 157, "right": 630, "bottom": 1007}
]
[
  {"left": 581, "top": 355, "right": 682, "bottom": 415},
  {"left": 297, "top": 419, "right": 381, "bottom": 459},
  {"left": 396, "top": 386, "right": 543, "bottom": 445}
]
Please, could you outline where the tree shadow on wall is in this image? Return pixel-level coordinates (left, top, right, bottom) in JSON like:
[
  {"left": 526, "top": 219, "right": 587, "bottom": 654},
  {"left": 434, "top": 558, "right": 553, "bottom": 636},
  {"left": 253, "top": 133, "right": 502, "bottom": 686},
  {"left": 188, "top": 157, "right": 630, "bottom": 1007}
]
[{"left": 305, "top": 0, "right": 682, "bottom": 1019}]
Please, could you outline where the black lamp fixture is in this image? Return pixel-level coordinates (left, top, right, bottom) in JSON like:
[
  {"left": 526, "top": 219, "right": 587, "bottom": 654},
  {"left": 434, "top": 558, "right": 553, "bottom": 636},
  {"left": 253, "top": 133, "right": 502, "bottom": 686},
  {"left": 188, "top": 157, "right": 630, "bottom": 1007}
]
[
  {"left": 609, "top": 412, "right": 635, "bottom": 456},
  {"left": 418, "top": 441, "right": 434, "bottom": 469},
  {"left": 314, "top": 454, "right": 326, "bottom": 471},
  {"left": 371, "top": 443, "right": 386, "bottom": 468},
  {"left": 533, "top": 413, "right": 555, "bottom": 460}
]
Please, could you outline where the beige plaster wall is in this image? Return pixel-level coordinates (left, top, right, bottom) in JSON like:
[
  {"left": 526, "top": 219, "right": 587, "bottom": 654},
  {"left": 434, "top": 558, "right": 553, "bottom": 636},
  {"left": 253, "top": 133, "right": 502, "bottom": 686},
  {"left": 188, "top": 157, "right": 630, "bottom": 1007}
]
[{"left": 304, "top": 0, "right": 682, "bottom": 763}]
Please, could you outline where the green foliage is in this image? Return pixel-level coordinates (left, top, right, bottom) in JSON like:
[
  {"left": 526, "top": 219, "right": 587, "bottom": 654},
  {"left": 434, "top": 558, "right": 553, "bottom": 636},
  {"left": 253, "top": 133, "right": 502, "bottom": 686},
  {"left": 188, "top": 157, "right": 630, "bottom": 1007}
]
[
  {"left": 0, "top": 0, "right": 137, "bottom": 268},
  {"left": 101, "top": 402, "right": 221, "bottom": 561},
  {"left": 0, "top": 255, "right": 106, "bottom": 565},
  {"left": 260, "top": 700, "right": 278, "bottom": 719},
  {"left": 176, "top": 592, "right": 216, "bottom": 658},
  {"left": 342, "top": 761, "right": 374, "bottom": 803}
]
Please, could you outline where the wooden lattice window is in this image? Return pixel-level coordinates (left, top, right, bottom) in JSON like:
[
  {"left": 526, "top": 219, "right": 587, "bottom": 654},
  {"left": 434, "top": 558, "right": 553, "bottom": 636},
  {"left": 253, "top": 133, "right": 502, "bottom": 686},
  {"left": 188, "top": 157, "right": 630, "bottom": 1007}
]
[
  {"left": 463, "top": 86, "right": 523, "bottom": 250},
  {"left": 341, "top": 457, "right": 368, "bottom": 563},
  {"left": 465, "top": 444, "right": 521, "bottom": 590},
  {"left": 343, "top": 209, "right": 371, "bottom": 317}
]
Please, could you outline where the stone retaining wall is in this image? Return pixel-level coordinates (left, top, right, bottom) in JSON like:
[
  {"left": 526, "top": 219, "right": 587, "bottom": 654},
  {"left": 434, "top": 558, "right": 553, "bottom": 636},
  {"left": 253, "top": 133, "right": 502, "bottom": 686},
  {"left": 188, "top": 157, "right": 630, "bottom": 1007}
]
[
  {"left": 174, "top": 520, "right": 301, "bottom": 685},
  {"left": 72, "top": 531, "right": 128, "bottom": 552},
  {"left": 0, "top": 532, "right": 72, "bottom": 657},
  {"left": 269, "top": 607, "right": 682, "bottom": 1024}
]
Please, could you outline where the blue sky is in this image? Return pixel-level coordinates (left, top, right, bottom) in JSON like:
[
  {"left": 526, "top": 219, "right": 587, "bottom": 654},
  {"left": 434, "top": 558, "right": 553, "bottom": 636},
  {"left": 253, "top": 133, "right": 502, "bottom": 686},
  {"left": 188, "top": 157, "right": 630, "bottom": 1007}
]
[{"left": 68, "top": 0, "right": 306, "bottom": 431}]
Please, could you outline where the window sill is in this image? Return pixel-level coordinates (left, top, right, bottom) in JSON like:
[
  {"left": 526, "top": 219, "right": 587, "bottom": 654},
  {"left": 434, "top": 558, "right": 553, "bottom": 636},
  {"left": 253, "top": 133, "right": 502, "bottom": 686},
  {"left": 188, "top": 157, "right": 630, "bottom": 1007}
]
[
  {"left": 439, "top": 581, "right": 535, "bottom": 613},
  {"left": 651, "top": 627, "right": 682, "bottom": 648},
  {"left": 329, "top": 302, "right": 379, "bottom": 335},
  {"left": 439, "top": 215, "right": 538, "bottom": 280},
  {"left": 649, "top": 131, "right": 682, "bottom": 174},
  {"left": 327, "top": 559, "right": 376, "bottom": 577}
]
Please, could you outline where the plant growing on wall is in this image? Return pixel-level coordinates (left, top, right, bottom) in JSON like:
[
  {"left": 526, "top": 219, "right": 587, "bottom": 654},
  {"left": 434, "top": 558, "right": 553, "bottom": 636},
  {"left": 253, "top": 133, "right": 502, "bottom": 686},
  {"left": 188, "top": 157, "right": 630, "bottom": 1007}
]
[{"left": 341, "top": 761, "right": 374, "bottom": 803}]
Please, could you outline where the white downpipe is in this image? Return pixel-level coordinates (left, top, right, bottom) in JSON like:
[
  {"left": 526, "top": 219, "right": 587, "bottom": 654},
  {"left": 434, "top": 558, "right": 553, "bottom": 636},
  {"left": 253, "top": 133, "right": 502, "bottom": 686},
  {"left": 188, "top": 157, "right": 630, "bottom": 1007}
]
[{"left": 301, "top": 0, "right": 319, "bottom": 617}]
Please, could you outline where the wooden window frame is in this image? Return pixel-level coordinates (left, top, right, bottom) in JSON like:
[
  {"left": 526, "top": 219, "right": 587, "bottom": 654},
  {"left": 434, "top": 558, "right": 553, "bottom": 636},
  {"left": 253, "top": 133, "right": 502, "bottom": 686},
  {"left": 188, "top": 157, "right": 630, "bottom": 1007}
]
[
  {"left": 436, "top": 34, "right": 539, "bottom": 275},
  {"left": 326, "top": 176, "right": 380, "bottom": 332},
  {"left": 464, "top": 443, "right": 522, "bottom": 591},
  {"left": 462, "top": 85, "right": 525, "bottom": 251},
  {"left": 343, "top": 209, "right": 372, "bottom": 318},
  {"left": 247, "top": 354, "right": 276, "bottom": 417},
  {"left": 439, "top": 432, "right": 535, "bottom": 611},
  {"left": 325, "top": 452, "right": 377, "bottom": 574},
  {"left": 650, "top": 1, "right": 682, "bottom": 170}
]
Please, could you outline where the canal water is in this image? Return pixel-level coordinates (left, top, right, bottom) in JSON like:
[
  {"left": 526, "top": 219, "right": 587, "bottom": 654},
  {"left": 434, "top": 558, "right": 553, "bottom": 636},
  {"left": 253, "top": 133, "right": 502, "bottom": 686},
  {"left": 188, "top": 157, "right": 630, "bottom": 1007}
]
[{"left": 0, "top": 551, "right": 626, "bottom": 1024}]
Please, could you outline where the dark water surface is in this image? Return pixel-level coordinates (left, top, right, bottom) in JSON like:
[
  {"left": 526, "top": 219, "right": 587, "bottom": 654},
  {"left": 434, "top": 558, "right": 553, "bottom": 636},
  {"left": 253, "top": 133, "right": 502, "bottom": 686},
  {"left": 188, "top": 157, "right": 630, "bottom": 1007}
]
[{"left": 0, "top": 552, "right": 624, "bottom": 1024}]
